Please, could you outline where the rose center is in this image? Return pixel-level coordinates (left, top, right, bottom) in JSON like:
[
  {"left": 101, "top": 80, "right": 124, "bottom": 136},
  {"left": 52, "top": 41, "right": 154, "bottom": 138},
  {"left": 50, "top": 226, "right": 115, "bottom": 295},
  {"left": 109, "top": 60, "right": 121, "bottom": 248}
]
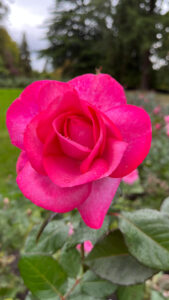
[{"left": 64, "top": 115, "right": 94, "bottom": 149}]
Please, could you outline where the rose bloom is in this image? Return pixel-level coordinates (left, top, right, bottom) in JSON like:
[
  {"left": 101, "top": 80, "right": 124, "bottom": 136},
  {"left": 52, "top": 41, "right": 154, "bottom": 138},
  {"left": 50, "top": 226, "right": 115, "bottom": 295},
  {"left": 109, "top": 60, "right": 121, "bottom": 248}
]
[
  {"left": 122, "top": 169, "right": 139, "bottom": 185},
  {"left": 76, "top": 240, "right": 93, "bottom": 253},
  {"left": 68, "top": 223, "right": 74, "bottom": 236},
  {"left": 153, "top": 106, "right": 161, "bottom": 115},
  {"left": 164, "top": 115, "right": 169, "bottom": 124},
  {"left": 6, "top": 74, "right": 152, "bottom": 229},
  {"left": 155, "top": 123, "right": 161, "bottom": 130},
  {"left": 166, "top": 124, "right": 169, "bottom": 137}
]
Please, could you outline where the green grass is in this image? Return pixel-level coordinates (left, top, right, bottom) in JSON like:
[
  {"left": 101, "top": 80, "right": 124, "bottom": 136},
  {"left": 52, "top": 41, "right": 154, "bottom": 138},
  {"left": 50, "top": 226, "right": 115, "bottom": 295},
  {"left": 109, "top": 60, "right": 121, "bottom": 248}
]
[{"left": 0, "top": 89, "right": 22, "bottom": 195}]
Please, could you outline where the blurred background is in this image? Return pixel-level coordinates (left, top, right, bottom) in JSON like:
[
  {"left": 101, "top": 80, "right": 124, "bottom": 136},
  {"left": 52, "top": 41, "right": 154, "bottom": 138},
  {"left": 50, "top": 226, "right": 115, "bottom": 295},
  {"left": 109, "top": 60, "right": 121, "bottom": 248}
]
[
  {"left": 0, "top": 0, "right": 169, "bottom": 90},
  {"left": 0, "top": 1, "right": 169, "bottom": 299}
]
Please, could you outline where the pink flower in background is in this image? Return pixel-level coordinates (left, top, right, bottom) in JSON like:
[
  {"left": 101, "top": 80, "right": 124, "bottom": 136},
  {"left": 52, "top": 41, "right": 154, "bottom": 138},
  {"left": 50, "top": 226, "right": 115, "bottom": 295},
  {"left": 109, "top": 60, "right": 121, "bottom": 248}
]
[
  {"left": 164, "top": 115, "right": 169, "bottom": 124},
  {"left": 68, "top": 223, "right": 74, "bottom": 236},
  {"left": 166, "top": 124, "right": 169, "bottom": 137},
  {"left": 76, "top": 240, "right": 93, "bottom": 253},
  {"left": 155, "top": 123, "right": 161, "bottom": 130},
  {"left": 153, "top": 106, "right": 161, "bottom": 115},
  {"left": 6, "top": 74, "right": 152, "bottom": 229},
  {"left": 138, "top": 93, "right": 144, "bottom": 99},
  {"left": 144, "top": 98, "right": 149, "bottom": 103},
  {"left": 123, "top": 169, "right": 139, "bottom": 185}
]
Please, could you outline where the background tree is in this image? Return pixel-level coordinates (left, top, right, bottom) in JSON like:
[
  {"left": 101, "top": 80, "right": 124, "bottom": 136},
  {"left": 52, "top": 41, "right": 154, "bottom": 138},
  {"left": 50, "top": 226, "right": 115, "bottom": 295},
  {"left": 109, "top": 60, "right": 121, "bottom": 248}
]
[
  {"left": 0, "top": 27, "right": 21, "bottom": 77},
  {"left": 110, "top": 0, "right": 169, "bottom": 89},
  {"left": 41, "top": 0, "right": 113, "bottom": 77},
  {"left": 20, "top": 32, "right": 32, "bottom": 76},
  {"left": 43, "top": 0, "right": 169, "bottom": 90}
]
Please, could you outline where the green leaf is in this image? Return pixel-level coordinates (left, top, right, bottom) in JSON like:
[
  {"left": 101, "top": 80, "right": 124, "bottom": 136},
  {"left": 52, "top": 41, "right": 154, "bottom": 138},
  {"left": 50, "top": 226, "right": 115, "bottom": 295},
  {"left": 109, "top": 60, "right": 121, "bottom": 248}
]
[
  {"left": 69, "top": 294, "right": 103, "bottom": 300},
  {"left": 160, "top": 197, "right": 169, "bottom": 214},
  {"left": 151, "top": 290, "right": 166, "bottom": 300},
  {"left": 81, "top": 270, "right": 117, "bottom": 297},
  {"left": 117, "top": 284, "right": 144, "bottom": 300},
  {"left": 25, "top": 293, "right": 39, "bottom": 300},
  {"left": 60, "top": 248, "right": 81, "bottom": 278},
  {"left": 24, "top": 220, "right": 68, "bottom": 254},
  {"left": 19, "top": 254, "right": 67, "bottom": 300},
  {"left": 86, "top": 230, "right": 155, "bottom": 285},
  {"left": 118, "top": 209, "right": 169, "bottom": 270},
  {"left": 67, "top": 217, "right": 109, "bottom": 248}
]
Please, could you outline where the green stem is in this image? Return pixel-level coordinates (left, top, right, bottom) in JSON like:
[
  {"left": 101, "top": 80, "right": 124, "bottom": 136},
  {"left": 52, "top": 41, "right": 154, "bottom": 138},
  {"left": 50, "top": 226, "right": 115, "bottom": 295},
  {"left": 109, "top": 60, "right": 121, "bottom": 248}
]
[{"left": 63, "top": 278, "right": 81, "bottom": 299}]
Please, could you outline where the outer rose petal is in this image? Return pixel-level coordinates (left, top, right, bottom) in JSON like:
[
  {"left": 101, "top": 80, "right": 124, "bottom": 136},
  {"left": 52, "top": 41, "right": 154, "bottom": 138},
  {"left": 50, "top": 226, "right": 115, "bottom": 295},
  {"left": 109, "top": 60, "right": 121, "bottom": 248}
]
[
  {"left": 24, "top": 114, "right": 46, "bottom": 175},
  {"left": 78, "top": 177, "right": 121, "bottom": 229},
  {"left": 123, "top": 169, "right": 139, "bottom": 185},
  {"left": 69, "top": 74, "right": 126, "bottom": 112},
  {"left": 17, "top": 162, "right": 91, "bottom": 213},
  {"left": 37, "top": 80, "right": 77, "bottom": 111},
  {"left": 106, "top": 105, "right": 152, "bottom": 177},
  {"left": 6, "top": 81, "right": 49, "bottom": 149},
  {"left": 16, "top": 151, "right": 28, "bottom": 174},
  {"left": 6, "top": 80, "right": 75, "bottom": 149}
]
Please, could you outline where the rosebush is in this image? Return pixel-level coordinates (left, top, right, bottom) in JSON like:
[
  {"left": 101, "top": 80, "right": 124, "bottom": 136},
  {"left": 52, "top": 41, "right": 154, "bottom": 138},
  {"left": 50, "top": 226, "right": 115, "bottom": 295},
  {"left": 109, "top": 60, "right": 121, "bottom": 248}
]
[{"left": 6, "top": 74, "right": 152, "bottom": 229}]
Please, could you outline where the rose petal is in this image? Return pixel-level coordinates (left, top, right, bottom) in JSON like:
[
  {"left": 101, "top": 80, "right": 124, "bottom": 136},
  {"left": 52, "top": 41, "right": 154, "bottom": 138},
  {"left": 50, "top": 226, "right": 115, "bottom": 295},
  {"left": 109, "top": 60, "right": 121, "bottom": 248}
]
[
  {"left": 123, "top": 169, "right": 139, "bottom": 185},
  {"left": 78, "top": 177, "right": 121, "bottom": 229},
  {"left": 43, "top": 154, "right": 108, "bottom": 187},
  {"left": 37, "top": 80, "right": 77, "bottom": 111},
  {"left": 106, "top": 105, "right": 152, "bottom": 177},
  {"left": 16, "top": 151, "right": 28, "bottom": 174},
  {"left": 53, "top": 117, "right": 91, "bottom": 160},
  {"left": 6, "top": 81, "right": 49, "bottom": 149},
  {"left": 69, "top": 74, "right": 126, "bottom": 112},
  {"left": 67, "top": 115, "right": 94, "bottom": 148},
  {"left": 20, "top": 80, "right": 49, "bottom": 105},
  {"left": 80, "top": 112, "right": 106, "bottom": 173},
  {"left": 43, "top": 137, "right": 127, "bottom": 188},
  {"left": 24, "top": 114, "right": 46, "bottom": 174},
  {"left": 17, "top": 162, "right": 91, "bottom": 213},
  {"left": 37, "top": 90, "right": 81, "bottom": 144}
]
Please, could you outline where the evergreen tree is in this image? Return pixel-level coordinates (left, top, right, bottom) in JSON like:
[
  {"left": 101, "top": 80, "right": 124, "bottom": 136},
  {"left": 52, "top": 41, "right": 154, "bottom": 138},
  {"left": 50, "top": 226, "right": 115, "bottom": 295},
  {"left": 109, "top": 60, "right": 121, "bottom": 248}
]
[
  {"left": 42, "top": 0, "right": 113, "bottom": 77},
  {"left": 0, "top": 27, "right": 21, "bottom": 76},
  {"left": 20, "top": 33, "right": 32, "bottom": 76},
  {"left": 107, "top": 0, "right": 169, "bottom": 89},
  {"left": 43, "top": 0, "right": 169, "bottom": 89}
]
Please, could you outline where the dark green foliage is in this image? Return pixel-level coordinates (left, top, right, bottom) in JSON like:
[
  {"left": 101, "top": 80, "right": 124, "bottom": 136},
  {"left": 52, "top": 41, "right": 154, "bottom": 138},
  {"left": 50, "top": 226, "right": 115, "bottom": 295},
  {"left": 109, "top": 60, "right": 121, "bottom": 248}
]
[
  {"left": 117, "top": 284, "right": 145, "bottom": 300},
  {"left": 20, "top": 32, "right": 32, "bottom": 76},
  {"left": 19, "top": 255, "right": 67, "bottom": 300},
  {"left": 0, "top": 27, "right": 21, "bottom": 77},
  {"left": 42, "top": 0, "right": 112, "bottom": 77},
  {"left": 86, "top": 230, "right": 156, "bottom": 285},
  {"left": 118, "top": 209, "right": 169, "bottom": 270},
  {"left": 42, "top": 0, "right": 169, "bottom": 90}
]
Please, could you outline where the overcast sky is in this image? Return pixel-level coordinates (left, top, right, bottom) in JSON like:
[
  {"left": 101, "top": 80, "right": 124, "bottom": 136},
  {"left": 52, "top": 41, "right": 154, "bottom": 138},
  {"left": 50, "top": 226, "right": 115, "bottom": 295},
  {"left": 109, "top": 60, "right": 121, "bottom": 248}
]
[{"left": 5, "top": 0, "right": 54, "bottom": 71}]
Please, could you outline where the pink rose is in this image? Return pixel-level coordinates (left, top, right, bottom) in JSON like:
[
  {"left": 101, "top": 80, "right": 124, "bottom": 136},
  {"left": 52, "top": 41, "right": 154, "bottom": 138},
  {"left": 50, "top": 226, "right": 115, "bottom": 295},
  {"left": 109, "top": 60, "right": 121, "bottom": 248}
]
[
  {"left": 166, "top": 124, "right": 169, "bottom": 137},
  {"left": 76, "top": 240, "right": 93, "bottom": 253},
  {"left": 68, "top": 223, "right": 74, "bottom": 236},
  {"left": 138, "top": 93, "right": 144, "bottom": 99},
  {"left": 122, "top": 169, "right": 139, "bottom": 185},
  {"left": 6, "top": 74, "right": 152, "bottom": 229},
  {"left": 164, "top": 115, "right": 169, "bottom": 124},
  {"left": 155, "top": 123, "right": 161, "bottom": 130},
  {"left": 153, "top": 106, "right": 161, "bottom": 115}
]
